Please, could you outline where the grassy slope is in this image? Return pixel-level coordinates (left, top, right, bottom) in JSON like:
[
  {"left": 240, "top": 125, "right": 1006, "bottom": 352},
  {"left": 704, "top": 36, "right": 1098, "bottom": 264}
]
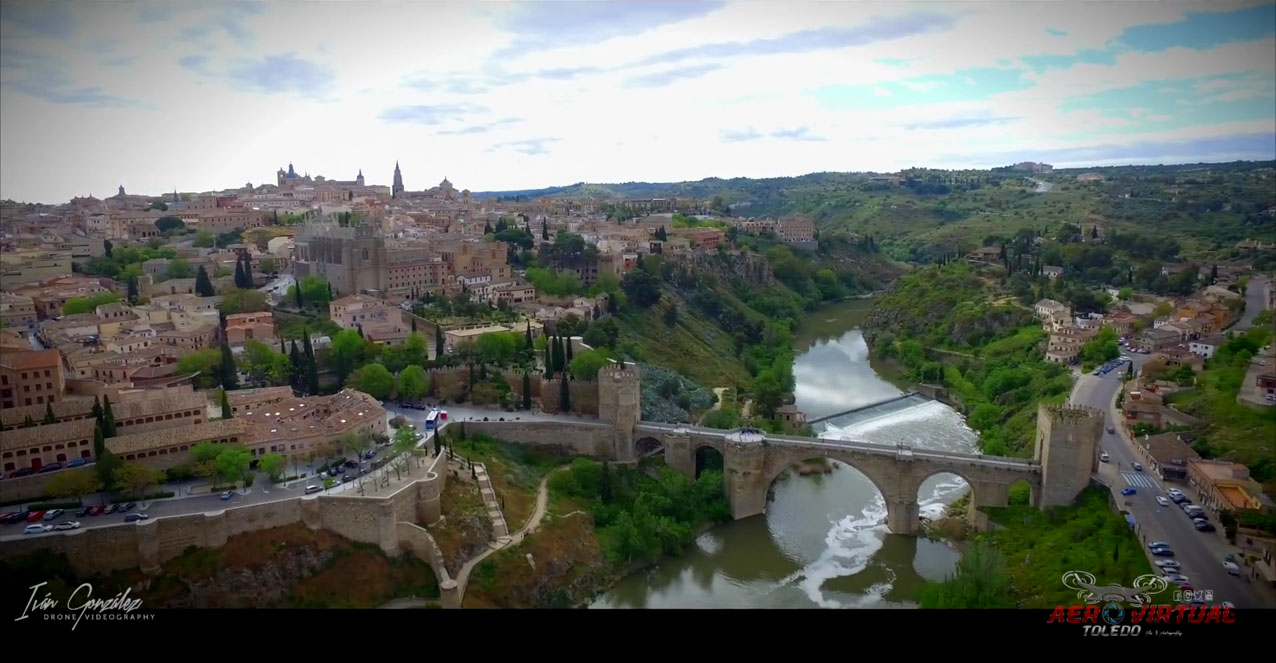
[
  {"left": 615, "top": 295, "right": 750, "bottom": 388},
  {"left": 981, "top": 489, "right": 1156, "bottom": 608}
]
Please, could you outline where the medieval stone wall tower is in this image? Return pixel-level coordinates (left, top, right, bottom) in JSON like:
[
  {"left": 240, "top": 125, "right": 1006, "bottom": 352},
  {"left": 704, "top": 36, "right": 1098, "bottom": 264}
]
[
  {"left": 597, "top": 362, "right": 641, "bottom": 462},
  {"left": 1034, "top": 404, "right": 1104, "bottom": 507}
]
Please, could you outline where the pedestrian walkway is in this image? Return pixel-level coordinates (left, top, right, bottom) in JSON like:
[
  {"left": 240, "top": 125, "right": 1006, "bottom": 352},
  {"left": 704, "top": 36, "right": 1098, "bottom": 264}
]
[
  {"left": 472, "top": 463, "right": 509, "bottom": 538},
  {"left": 1122, "top": 472, "right": 1160, "bottom": 489}
]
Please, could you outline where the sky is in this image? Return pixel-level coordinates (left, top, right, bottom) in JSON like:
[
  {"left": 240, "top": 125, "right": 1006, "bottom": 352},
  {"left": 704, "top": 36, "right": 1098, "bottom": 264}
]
[{"left": 1, "top": 0, "right": 1274, "bottom": 203}]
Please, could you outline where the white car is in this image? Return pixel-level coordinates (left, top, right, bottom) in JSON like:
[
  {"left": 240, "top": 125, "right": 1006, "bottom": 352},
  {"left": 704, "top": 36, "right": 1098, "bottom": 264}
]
[
  {"left": 1223, "top": 561, "right": 1240, "bottom": 576},
  {"left": 1156, "top": 496, "right": 1169, "bottom": 506},
  {"left": 54, "top": 521, "right": 80, "bottom": 531},
  {"left": 1154, "top": 559, "right": 1181, "bottom": 569},
  {"left": 24, "top": 524, "right": 53, "bottom": 534}
]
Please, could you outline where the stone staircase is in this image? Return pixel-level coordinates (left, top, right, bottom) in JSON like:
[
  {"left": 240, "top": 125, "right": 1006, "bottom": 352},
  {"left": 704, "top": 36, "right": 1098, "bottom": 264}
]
[{"left": 472, "top": 463, "right": 509, "bottom": 539}]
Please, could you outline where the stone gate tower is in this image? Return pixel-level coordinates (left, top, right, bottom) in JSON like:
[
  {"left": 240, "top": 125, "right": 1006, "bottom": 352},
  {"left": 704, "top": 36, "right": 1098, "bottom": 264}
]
[
  {"left": 597, "top": 362, "right": 641, "bottom": 462},
  {"left": 1034, "top": 404, "right": 1104, "bottom": 507}
]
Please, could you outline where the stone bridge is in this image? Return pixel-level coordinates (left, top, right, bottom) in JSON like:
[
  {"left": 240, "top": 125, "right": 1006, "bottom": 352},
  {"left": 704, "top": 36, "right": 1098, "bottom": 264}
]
[
  {"left": 461, "top": 364, "right": 1100, "bottom": 536},
  {"left": 634, "top": 423, "right": 1041, "bottom": 534}
]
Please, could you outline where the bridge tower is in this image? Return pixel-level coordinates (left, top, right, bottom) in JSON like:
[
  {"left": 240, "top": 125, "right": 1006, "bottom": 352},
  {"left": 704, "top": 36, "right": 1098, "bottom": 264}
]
[
  {"left": 1034, "top": 404, "right": 1104, "bottom": 508},
  {"left": 598, "top": 362, "right": 641, "bottom": 462}
]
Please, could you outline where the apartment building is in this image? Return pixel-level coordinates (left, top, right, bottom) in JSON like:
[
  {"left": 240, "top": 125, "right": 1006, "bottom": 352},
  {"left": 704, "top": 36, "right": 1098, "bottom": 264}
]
[{"left": 0, "top": 348, "right": 66, "bottom": 410}]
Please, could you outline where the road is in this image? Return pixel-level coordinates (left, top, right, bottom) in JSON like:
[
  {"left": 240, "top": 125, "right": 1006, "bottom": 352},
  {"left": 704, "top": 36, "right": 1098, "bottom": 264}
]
[
  {"left": 1028, "top": 177, "right": 1054, "bottom": 193},
  {"left": 1, "top": 431, "right": 445, "bottom": 539},
  {"left": 1069, "top": 352, "right": 1272, "bottom": 608},
  {"left": 1237, "top": 274, "right": 1270, "bottom": 331}
]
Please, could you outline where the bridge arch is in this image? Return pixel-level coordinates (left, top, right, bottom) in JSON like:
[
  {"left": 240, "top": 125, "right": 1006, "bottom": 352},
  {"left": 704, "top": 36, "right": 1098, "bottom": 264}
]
[
  {"left": 757, "top": 450, "right": 895, "bottom": 531},
  {"left": 913, "top": 468, "right": 977, "bottom": 532},
  {"left": 635, "top": 436, "right": 664, "bottom": 458},
  {"left": 694, "top": 444, "right": 724, "bottom": 478}
]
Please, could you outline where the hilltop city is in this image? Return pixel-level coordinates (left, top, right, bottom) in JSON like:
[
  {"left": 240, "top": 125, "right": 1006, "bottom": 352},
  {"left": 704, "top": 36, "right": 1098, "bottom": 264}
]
[{"left": 0, "top": 158, "right": 1273, "bottom": 613}]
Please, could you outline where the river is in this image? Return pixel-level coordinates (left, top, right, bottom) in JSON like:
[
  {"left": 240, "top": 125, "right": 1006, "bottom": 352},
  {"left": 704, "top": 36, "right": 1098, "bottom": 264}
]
[{"left": 591, "top": 299, "right": 980, "bottom": 609}]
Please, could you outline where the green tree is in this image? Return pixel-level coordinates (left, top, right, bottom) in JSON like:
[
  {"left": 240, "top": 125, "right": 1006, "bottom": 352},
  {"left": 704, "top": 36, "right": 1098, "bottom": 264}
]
[
  {"left": 218, "top": 288, "right": 269, "bottom": 315},
  {"left": 918, "top": 540, "right": 1014, "bottom": 608},
  {"left": 220, "top": 389, "right": 231, "bottom": 419},
  {"left": 216, "top": 447, "right": 253, "bottom": 488},
  {"left": 46, "top": 468, "right": 103, "bottom": 504},
  {"left": 219, "top": 342, "right": 239, "bottom": 390},
  {"left": 101, "top": 396, "right": 117, "bottom": 438},
  {"left": 621, "top": 269, "right": 662, "bottom": 308},
  {"left": 95, "top": 450, "right": 122, "bottom": 490},
  {"left": 167, "top": 257, "right": 194, "bottom": 279},
  {"left": 396, "top": 364, "right": 429, "bottom": 401},
  {"left": 126, "top": 275, "right": 139, "bottom": 303},
  {"left": 348, "top": 363, "right": 394, "bottom": 400},
  {"left": 176, "top": 349, "right": 223, "bottom": 390},
  {"left": 62, "top": 292, "right": 122, "bottom": 315},
  {"left": 522, "top": 372, "right": 532, "bottom": 410},
  {"left": 112, "top": 464, "right": 164, "bottom": 497},
  {"left": 43, "top": 402, "right": 55, "bottom": 424},
  {"left": 259, "top": 453, "right": 286, "bottom": 481},
  {"left": 92, "top": 421, "right": 106, "bottom": 459},
  {"left": 259, "top": 257, "right": 278, "bottom": 274},
  {"left": 570, "top": 349, "right": 610, "bottom": 380},
  {"left": 435, "top": 325, "right": 445, "bottom": 359},
  {"left": 559, "top": 373, "right": 571, "bottom": 412},
  {"left": 193, "top": 230, "right": 215, "bottom": 248},
  {"left": 663, "top": 304, "right": 678, "bottom": 326},
  {"left": 331, "top": 329, "right": 368, "bottom": 385},
  {"left": 195, "top": 265, "right": 216, "bottom": 297}
]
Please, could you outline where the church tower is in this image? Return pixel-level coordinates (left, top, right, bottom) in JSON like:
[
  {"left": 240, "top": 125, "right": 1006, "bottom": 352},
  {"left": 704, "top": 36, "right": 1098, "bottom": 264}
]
[
  {"left": 356, "top": 169, "right": 364, "bottom": 187},
  {"left": 392, "top": 161, "right": 404, "bottom": 198}
]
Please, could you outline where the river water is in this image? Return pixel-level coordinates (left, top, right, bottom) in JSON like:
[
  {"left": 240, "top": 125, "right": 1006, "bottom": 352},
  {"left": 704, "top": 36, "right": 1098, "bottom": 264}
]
[{"left": 591, "top": 299, "right": 979, "bottom": 609}]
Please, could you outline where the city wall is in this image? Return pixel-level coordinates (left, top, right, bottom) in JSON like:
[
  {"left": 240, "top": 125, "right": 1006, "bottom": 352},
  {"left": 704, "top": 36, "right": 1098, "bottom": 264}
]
[
  {"left": 0, "top": 453, "right": 451, "bottom": 581},
  {"left": 459, "top": 420, "right": 615, "bottom": 458},
  {"left": 0, "top": 471, "right": 58, "bottom": 504}
]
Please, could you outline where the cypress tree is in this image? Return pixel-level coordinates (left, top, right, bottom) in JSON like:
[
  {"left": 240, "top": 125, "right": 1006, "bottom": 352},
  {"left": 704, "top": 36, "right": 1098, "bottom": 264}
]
[
  {"left": 411, "top": 317, "right": 417, "bottom": 333},
  {"left": 196, "top": 265, "right": 214, "bottom": 296},
  {"left": 327, "top": 282, "right": 333, "bottom": 300},
  {"left": 565, "top": 337, "right": 573, "bottom": 364},
  {"left": 220, "top": 342, "right": 239, "bottom": 390},
  {"left": 294, "top": 282, "right": 303, "bottom": 308},
  {"left": 541, "top": 220, "right": 549, "bottom": 241},
  {"left": 220, "top": 389, "right": 231, "bottom": 419},
  {"left": 127, "top": 275, "right": 139, "bottom": 303},
  {"left": 559, "top": 371, "right": 571, "bottom": 412},
  {"left": 102, "top": 396, "right": 117, "bottom": 438},
  {"left": 522, "top": 372, "right": 532, "bottom": 410},
  {"left": 43, "top": 402, "right": 55, "bottom": 424},
  {"left": 290, "top": 341, "right": 303, "bottom": 389},
  {"left": 91, "top": 396, "right": 102, "bottom": 424},
  {"left": 433, "top": 430, "right": 442, "bottom": 457},
  {"left": 92, "top": 421, "right": 105, "bottom": 459},
  {"left": 525, "top": 321, "right": 533, "bottom": 351},
  {"left": 543, "top": 342, "right": 551, "bottom": 379},
  {"left": 23, "top": 414, "right": 34, "bottom": 428},
  {"left": 306, "top": 353, "right": 319, "bottom": 397},
  {"left": 435, "top": 325, "right": 445, "bottom": 359},
  {"left": 607, "top": 294, "right": 618, "bottom": 314},
  {"left": 233, "top": 259, "right": 246, "bottom": 289}
]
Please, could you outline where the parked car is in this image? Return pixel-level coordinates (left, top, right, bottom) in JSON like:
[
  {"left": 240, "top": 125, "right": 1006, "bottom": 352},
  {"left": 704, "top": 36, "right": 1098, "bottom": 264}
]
[
  {"left": 26, "top": 511, "right": 46, "bottom": 523},
  {"left": 1156, "top": 496, "right": 1169, "bottom": 506},
  {"left": 341, "top": 474, "right": 353, "bottom": 483},
  {"left": 1223, "top": 561, "right": 1240, "bottom": 575},
  {"left": 1132, "top": 462, "right": 1143, "bottom": 472},
  {"left": 123, "top": 513, "right": 148, "bottom": 522},
  {"left": 54, "top": 521, "right": 80, "bottom": 531},
  {"left": 66, "top": 458, "right": 88, "bottom": 468},
  {"left": 1100, "top": 452, "right": 1110, "bottom": 462},
  {"left": 1154, "top": 559, "right": 1181, "bottom": 570},
  {"left": 102, "top": 504, "right": 118, "bottom": 514},
  {"left": 1148, "top": 541, "right": 1171, "bottom": 549},
  {"left": 1106, "top": 427, "right": 1115, "bottom": 434},
  {"left": 220, "top": 491, "right": 234, "bottom": 501},
  {"left": 88, "top": 505, "right": 105, "bottom": 516},
  {"left": 1166, "top": 574, "right": 1190, "bottom": 585},
  {"left": 43, "top": 509, "right": 63, "bottom": 521},
  {"left": 76, "top": 506, "right": 91, "bottom": 517},
  {"left": 364, "top": 450, "right": 376, "bottom": 460},
  {"left": 10, "top": 467, "right": 34, "bottom": 478},
  {"left": 37, "top": 463, "right": 62, "bottom": 474},
  {"left": 1121, "top": 488, "right": 1137, "bottom": 496},
  {"left": 344, "top": 460, "right": 359, "bottom": 469},
  {"left": 24, "top": 524, "right": 53, "bottom": 535},
  {"left": 123, "top": 502, "right": 135, "bottom": 511},
  {"left": 1194, "top": 520, "right": 1216, "bottom": 532},
  {"left": 304, "top": 485, "right": 322, "bottom": 494}
]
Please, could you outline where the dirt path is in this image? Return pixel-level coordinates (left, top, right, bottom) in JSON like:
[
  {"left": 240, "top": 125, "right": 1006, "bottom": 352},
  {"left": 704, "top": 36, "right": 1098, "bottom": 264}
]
[{"left": 453, "top": 468, "right": 555, "bottom": 601}]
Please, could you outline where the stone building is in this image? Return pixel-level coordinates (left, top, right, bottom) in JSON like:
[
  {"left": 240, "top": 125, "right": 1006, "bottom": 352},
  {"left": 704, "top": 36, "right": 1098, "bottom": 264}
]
[
  {"left": 0, "top": 348, "right": 66, "bottom": 410},
  {"left": 1034, "top": 404, "right": 1103, "bottom": 508}
]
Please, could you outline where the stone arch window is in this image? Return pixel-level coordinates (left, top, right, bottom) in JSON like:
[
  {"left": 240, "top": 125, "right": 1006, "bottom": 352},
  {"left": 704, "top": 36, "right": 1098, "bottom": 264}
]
[{"left": 56, "top": 453, "right": 66, "bottom": 462}]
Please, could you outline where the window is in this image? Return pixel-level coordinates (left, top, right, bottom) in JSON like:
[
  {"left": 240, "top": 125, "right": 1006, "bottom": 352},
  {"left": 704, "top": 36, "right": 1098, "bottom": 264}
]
[
  {"left": 24, "top": 398, "right": 30, "bottom": 406},
  {"left": 56, "top": 453, "right": 66, "bottom": 462},
  {"left": 44, "top": 370, "right": 50, "bottom": 378}
]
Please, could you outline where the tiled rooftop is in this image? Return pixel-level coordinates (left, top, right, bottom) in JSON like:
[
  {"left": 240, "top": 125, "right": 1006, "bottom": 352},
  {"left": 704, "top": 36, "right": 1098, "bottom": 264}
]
[{"left": 1, "top": 417, "right": 96, "bottom": 452}]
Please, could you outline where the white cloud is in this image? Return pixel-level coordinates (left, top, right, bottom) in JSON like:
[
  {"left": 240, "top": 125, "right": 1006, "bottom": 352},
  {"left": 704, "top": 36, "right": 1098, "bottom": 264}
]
[{"left": 0, "top": 1, "right": 1272, "bottom": 203}]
